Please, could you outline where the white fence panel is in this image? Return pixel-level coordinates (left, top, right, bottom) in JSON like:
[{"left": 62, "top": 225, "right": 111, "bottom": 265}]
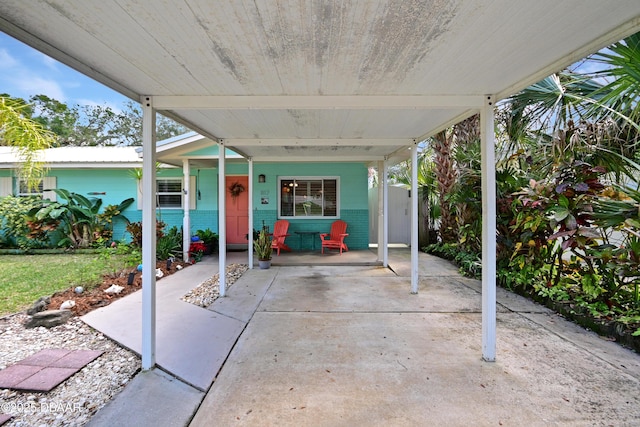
[{"left": 368, "top": 186, "right": 411, "bottom": 244}]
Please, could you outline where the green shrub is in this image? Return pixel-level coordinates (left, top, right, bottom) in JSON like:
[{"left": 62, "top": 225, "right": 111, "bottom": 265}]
[
  {"left": 157, "top": 226, "right": 182, "bottom": 260},
  {"left": 0, "top": 195, "right": 45, "bottom": 248}
]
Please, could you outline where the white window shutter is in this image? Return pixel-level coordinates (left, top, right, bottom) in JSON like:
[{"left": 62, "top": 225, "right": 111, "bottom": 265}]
[
  {"left": 189, "top": 175, "right": 197, "bottom": 209},
  {"left": 0, "top": 177, "right": 12, "bottom": 197},
  {"left": 43, "top": 177, "right": 57, "bottom": 201}
]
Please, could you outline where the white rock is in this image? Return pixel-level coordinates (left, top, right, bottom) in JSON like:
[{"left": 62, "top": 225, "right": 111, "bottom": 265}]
[
  {"left": 104, "top": 284, "right": 124, "bottom": 295},
  {"left": 60, "top": 300, "right": 76, "bottom": 310},
  {"left": 155, "top": 268, "right": 164, "bottom": 278}
]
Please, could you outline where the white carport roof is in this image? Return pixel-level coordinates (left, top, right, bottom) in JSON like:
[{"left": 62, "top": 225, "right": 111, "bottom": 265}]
[
  {"left": 2, "top": 1, "right": 639, "bottom": 367},
  {"left": 1, "top": 1, "right": 639, "bottom": 164}
]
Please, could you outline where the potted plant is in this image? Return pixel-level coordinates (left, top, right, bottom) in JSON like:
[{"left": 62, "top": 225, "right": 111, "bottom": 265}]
[
  {"left": 254, "top": 228, "right": 272, "bottom": 269},
  {"left": 196, "top": 228, "right": 219, "bottom": 254}
]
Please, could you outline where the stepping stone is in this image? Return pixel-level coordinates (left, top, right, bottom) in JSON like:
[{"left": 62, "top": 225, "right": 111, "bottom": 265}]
[
  {"left": 19, "top": 349, "right": 73, "bottom": 367},
  {"left": 15, "top": 367, "right": 78, "bottom": 392},
  {"left": 0, "top": 414, "right": 13, "bottom": 426},
  {"left": 0, "top": 349, "right": 103, "bottom": 392},
  {"left": 0, "top": 365, "right": 44, "bottom": 388},
  {"left": 51, "top": 350, "right": 103, "bottom": 369}
]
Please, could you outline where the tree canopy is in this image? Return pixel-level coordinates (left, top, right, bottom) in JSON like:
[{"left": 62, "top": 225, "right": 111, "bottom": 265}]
[
  {"left": 0, "top": 96, "right": 55, "bottom": 189},
  {"left": 1, "top": 94, "right": 189, "bottom": 147}
]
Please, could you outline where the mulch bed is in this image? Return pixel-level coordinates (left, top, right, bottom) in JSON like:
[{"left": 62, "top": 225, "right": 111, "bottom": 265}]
[{"left": 47, "top": 260, "right": 191, "bottom": 317}]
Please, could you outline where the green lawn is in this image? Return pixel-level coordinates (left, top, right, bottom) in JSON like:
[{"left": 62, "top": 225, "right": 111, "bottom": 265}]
[{"left": 0, "top": 253, "right": 133, "bottom": 316}]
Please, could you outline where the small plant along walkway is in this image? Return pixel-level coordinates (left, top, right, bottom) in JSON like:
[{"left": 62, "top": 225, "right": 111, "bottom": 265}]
[
  {"left": 48, "top": 260, "right": 190, "bottom": 317},
  {"left": 0, "top": 349, "right": 102, "bottom": 392}
]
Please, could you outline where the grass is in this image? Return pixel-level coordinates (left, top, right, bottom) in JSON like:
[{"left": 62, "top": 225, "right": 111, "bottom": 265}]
[{"left": 0, "top": 253, "right": 133, "bottom": 317}]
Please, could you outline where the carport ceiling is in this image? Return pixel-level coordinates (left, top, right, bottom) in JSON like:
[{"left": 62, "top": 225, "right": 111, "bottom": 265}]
[{"left": 1, "top": 1, "right": 640, "bottom": 164}]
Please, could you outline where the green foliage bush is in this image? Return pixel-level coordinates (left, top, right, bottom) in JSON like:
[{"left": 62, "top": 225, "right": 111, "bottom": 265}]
[
  {"left": 0, "top": 195, "right": 49, "bottom": 248},
  {"left": 157, "top": 226, "right": 182, "bottom": 260},
  {"left": 428, "top": 160, "right": 640, "bottom": 333}
]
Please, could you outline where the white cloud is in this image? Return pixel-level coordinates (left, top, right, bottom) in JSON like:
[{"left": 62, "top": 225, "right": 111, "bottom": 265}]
[
  {"left": 0, "top": 48, "right": 18, "bottom": 69},
  {"left": 15, "top": 76, "right": 66, "bottom": 101},
  {"left": 39, "top": 53, "right": 58, "bottom": 72}
]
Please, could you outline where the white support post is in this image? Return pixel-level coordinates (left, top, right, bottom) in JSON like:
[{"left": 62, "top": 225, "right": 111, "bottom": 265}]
[
  {"left": 382, "top": 158, "right": 389, "bottom": 267},
  {"left": 182, "top": 159, "right": 191, "bottom": 262},
  {"left": 377, "top": 161, "right": 384, "bottom": 262},
  {"left": 248, "top": 158, "right": 254, "bottom": 269},
  {"left": 411, "top": 142, "right": 419, "bottom": 294},
  {"left": 481, "top": 96, "right": 497, "bottom": 362},
  {"left": 218, "top": 141, "right": 227, "bottom": 296},
  {"left": 141, "top": 96, "right": 157, "bottom": 370}
]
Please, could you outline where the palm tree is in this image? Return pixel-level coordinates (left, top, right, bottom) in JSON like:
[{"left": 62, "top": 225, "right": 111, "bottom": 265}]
[
  {"left": 504, "top": 31, "right": 640, "bottom": 182},
  {"left": 0, "top": 96, "right": 55, "bottom": 190},
  {"left": 432, "top": 129, "right": 458, "bottom": 243},
  {"left": 390, "top": 146, "right": 440, "bottom": 245}
]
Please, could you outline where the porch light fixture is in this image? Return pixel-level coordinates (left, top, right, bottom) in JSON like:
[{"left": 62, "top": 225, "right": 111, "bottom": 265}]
[{"left": 258, "top": 174, "right": 266, "bottom": 183}]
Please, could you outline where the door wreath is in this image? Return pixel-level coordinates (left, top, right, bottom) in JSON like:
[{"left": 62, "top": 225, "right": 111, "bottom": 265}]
[{"left": 228, "top": 181, "right": 245, "bottom": 201}]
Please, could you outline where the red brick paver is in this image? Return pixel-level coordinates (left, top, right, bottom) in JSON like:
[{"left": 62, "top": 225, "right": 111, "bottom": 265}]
[{"left": 0, "top": 349, "right": 103, "bottom": 392}]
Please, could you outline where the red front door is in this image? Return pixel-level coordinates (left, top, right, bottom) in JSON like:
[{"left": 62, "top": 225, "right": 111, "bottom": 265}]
[{"left": 225, "top": 176, "right": 249, "bottom": 245}]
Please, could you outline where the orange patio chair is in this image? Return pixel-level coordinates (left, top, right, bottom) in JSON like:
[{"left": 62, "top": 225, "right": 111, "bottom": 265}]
[
  {"left": 320, "top": 220, "right": 349, "bottom": 254},
  {"left": 271, "top": 219, "right": 291, "bottom": 256}
]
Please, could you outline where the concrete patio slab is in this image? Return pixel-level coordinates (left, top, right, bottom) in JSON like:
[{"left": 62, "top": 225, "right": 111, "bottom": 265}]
[
  {"left": 88, "top": 369, "right": 203, "bottom": 427},
  {"left": 208, "top": 268, "right": 277, "bottom": 323},
  {"left": 261, "top": 269, "right": 487, "bottom": 314},
  {"left": 82, "top": 249, "right": 640, "bottom": 426},
  {"left": 191, "top": 309, "right": 640, "bottom": 426},
  {"left": 0, "top": 414, "right": 12, "bottom": 426}
]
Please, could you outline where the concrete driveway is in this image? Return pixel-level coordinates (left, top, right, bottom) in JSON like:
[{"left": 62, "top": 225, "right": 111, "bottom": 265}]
[{"left": 189, "top": 250, "right": 640, "bottom": 426}]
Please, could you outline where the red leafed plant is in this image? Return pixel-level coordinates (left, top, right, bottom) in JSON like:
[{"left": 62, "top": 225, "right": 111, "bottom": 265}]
[{"left": 189, "top": 241, "right": 207, "bottom": 261}]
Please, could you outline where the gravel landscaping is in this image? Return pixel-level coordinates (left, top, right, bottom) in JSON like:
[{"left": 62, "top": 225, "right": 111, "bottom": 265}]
[
  {"left": 0, "top": 262, "right": 250, "bottom": 426},
  {"left": 0, "top": 314, "right": 139, "bottom": 427}
]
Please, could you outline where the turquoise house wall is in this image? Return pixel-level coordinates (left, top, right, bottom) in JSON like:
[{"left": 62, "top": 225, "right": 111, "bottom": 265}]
[
  {"left": 130, "top": 167, "right": 220, "bottom": 238},
  {"left": 251, "top": 162, "right": 369, "bottom": 250},
  {"left": 2, "top": 160, "right": 369, "bottom": 249},
  {"left": 54, "top": 169, "right": 138, "bottom": 241}
]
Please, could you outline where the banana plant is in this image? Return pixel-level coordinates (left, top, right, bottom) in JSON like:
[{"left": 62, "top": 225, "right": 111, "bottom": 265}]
[{"left": 28, "top": 189, "right": 133, "bottom": 248}]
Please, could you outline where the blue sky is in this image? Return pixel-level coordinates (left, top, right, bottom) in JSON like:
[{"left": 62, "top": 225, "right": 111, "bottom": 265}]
[{"left": 0, "top": 32, "right": 130, "bottom": 111}]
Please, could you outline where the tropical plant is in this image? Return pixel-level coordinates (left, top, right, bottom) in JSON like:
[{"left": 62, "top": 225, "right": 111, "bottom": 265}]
[
  {"left": 157, "top": 226, "right": 182, "bottom": 260},
  {"left": 27, "top": 189, "right": 134, "bottom": 248},
  {"left": 389, "top": 146, "right": 440, "bottom": 245},
  {"left": 126, "top": 219, "right": 166, "bottom": 248},
  {"left": 0, "top": 195, "right": 45, "bottom": 248},
  {"left": 196, "top": 228, "right": 219, "bottom": 246},
  {"left": 253, "top": 228, "right": 272, "bottom": 261},
  {"left": 188, "top": 241, "right": 206, "bottom": 262},
  {"left": 432, "top": 128, "right": 457, "bottom": 243},
  {"left": 0, "top": 96, "right": 55, "bottom": 189}
]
